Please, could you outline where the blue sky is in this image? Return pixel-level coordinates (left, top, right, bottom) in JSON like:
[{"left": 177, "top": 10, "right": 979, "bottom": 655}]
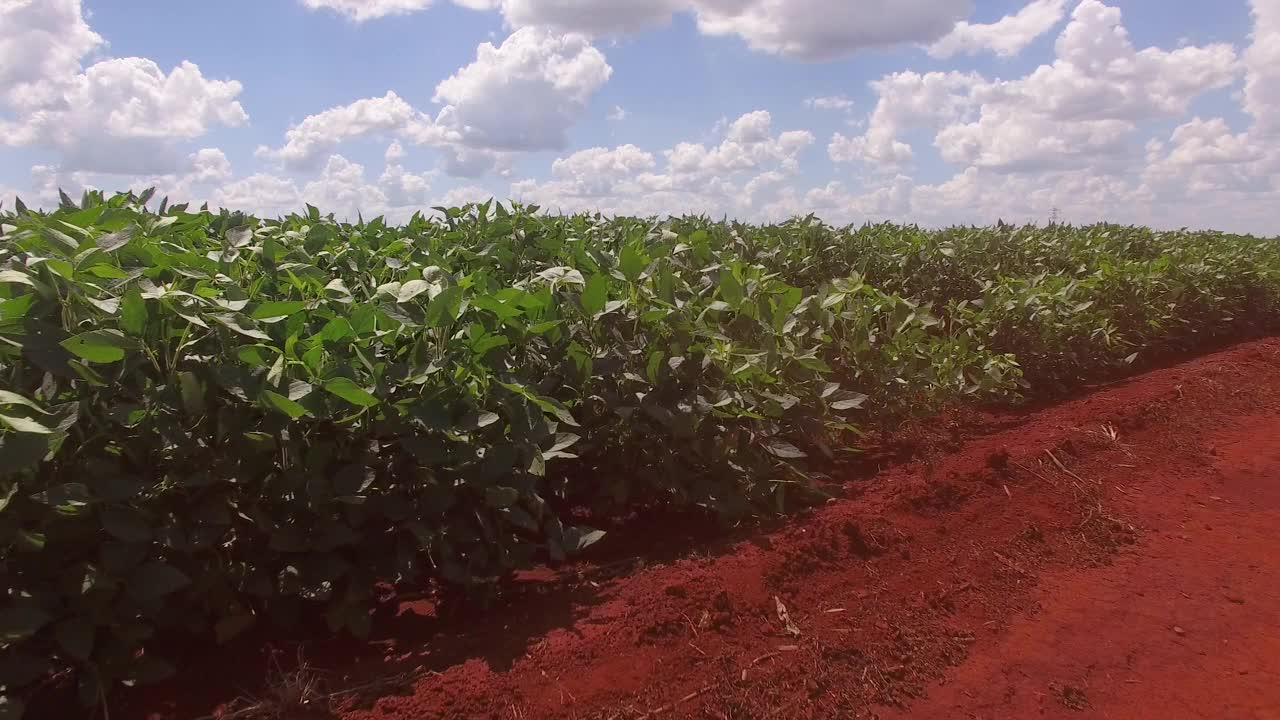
[{"left": 2, "top": 0, "right": 1277, "bottom": 233}]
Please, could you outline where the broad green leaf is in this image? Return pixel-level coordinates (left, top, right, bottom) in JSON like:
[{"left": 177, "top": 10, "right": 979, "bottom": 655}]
[
  {"left": 250, "top": 301, "right": 307, "bottom": 320},
  {"left": 646, "top": 350, "right": 665, "bottom": 384},
  {"left": 41, "top": 226, "right": 81, "bottom": 252},
  {"left": 178, "top": 372, "right": 206, "bottom": 415},
  {"left": 127, "top": 561, "right": 191, "bottom": 601},
  {"left": 212, "top": 313, "right": 272, "bottom": 341},
  {"left": 484, "top": 486, "right": 520, "bottom": 509},
  {"left": 101, "top": 506, "right": 153, "bottom": 543},
  {"left": 323, "top": 378, "right": 379, "bottom": 408},
  {"left": 581, "top": 274, "right": 609, "bottom": 315},
  {"left": 830, "top": 392, "right": 869, "bottom": 411},
  {"left": 0, "top": 605, "right": 51, "bottom": 643},
  {"left": 286, "top": 380, "right": 313, "bottom": 401},
  {"left": 121, "top": 288, "right": 148, "bottom": 335},
  {"left": 719, "top": 270, "right": 744, "bottom": 305},
  {"left": 83, "top": 264, "right": 129, "bottom": 279},
  {"left": 60, "top": 329, "right": 134, "bottom": 363},
  {"left": 497, "top": 381, "right": 579, "bottom": 427},
  {"left": 575, "top": 528, "right": 606, "bottom": 551},
  {"left": 0, "top": 414, "right": 53, "bottom": 434},
  {"left": 536, "top": 266, "right": 585, "bottom": 286},
  {"left": 263, "top": 390, "right": 309, "bottom": 418},
  {"left": 30, "top": 483, "right": 91, "bottom": 507},
  {"left": 620, "top": 243, "right": 648, "bottom": 281},
  {"left": 54, "top": 617, "right": 96, "bottom": 661},
  {"left": 0, "top": 392, "right": 48, "bottom": 414},
  {"left": 527, "top": 320, "right": 562, "bottom": 334},
  {"left": 470, "top": 335, "right": 509, "bottom": 354},
  {"left": 397, "top": 279, "right": 431, "bottom": 303},
  {"left": 425, "top": 286, "right": 464, "bottom": 328},
  {"left": 324, "top": 278, "right": 353, "bottom": 300},
  {"left": 236, "top": 345, "right": 272, "bottom": 366},
  {"left": 0, "top": 270, "right": 34, "bottom": 286},
  {"left": 764, "top": 439, "right": 807, "bottom": 459},
  {"left": 96, "top": 225, "right": 135, "bottom": 252}
]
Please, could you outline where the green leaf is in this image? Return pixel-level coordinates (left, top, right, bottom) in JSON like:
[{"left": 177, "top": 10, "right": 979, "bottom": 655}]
[
  {"left": 425, "top": 286, "right": 464, "bottom": 328},
  {"left": 620, "top": 243, "right": 648, "bottom": 282},
  {"left": 0, "top": 484, "right": 16, "bottom": 514},
  {"left": 497, "top": 381, "right": 578, "bottom": 427},
  {"left": 0, "top": 414, "right": 54, "bottom": 435},
  {"left": 121, "top": 287, "right": 148, "bottom": 335},
  {"left": 0, "top": 391, "right": 48, "bottom": 414},
  {"left": 324, "top": 278, "right": 353, "bottom": 300},
  {"left": 527, "top": 320, "right": 562, "bottom": 335},
  {"left": 536, "top": 266, "right": 585, "bottom": 286},
  {"left": 128, "top": 561, "right": 191, "bottom": 601},
  {"left": 41, "top": 225, "right": 81, "bottom": 252},
  {"left": 250, "top": 300, "right": 307, "bottom": 320},
  {"left": 264, "top": 390, "right": 309, "bottom": 418},
  {"left": 581, "top": 274, "right": 609, "bottom": 315},
  {"left": 178, "top": 371, "right": 206, "bottom": 415},
  {"left": 54, "top": 617, "right": 96, "bottom": 661},
  {"left": 764, "top": 439, "right": 807, "bottom": 459},
  {"left": 719, "top": 270, "right": 744, "bottom": 306},
  {"left": 830, "top": 392, "right": 868, "bottom": 411},
  {"left": 30, "top": 483, "right": 91, "bottom": 507},
  {"left": 96, "top": 225, "right": 135, "bottom": 252},
  {"left": 646, "top": 350, "right": 665, "bottom": 384},
  {"left": 287, "top": 380, "right": 313, "bottom": 401},
  {"left": 575, "top": 528, "right": 607, "bottom": 551},
  {"left": 84, "top": 264, "right": 129, "bottom": 279},
  {"left": 213, "top": 313, "right": 272, "bottom": 341},
  {"left": 470, "top": 335, "right": 509, "bottom": 354},
  {"left": 397, "top": 279, "right": 432, "bottom": 303},
  {"left": 0, "top": 605, "right": 51, "bottom": 643},
  {"left": 318, "top": 317, "right": 354, "bottom": 342},
  {"left": 484, "top": 486, "right": 520, "bottom": 509},
  {"left": 237, "top": 345, "right": 272, "bottom": 367},
  {"left": 323, "top": 377, "right": 379, "bottom": 408},
  {"left": 60, "top": 329, "right": 135, "bottom": 363},
  {"left": 101, "top": 505, "right": 153, "bottom": 543},
  {"left": 0, "top": 270, "right": 34, "bottom": 286}
]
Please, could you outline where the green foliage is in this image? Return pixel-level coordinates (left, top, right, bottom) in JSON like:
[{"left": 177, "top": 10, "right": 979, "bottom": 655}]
[{"left": 1, "top": 191, "right": 1278, "bottom": 715}]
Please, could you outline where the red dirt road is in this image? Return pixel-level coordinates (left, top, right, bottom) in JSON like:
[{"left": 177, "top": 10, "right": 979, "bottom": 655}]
[{"left": 113, "top": 339, "right": 1280, "bottom": 720}]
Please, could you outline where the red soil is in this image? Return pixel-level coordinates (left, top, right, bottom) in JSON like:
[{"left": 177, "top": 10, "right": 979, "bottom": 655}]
[{"left": 104, "top": 338, "right": 1280, "bottom": 720}]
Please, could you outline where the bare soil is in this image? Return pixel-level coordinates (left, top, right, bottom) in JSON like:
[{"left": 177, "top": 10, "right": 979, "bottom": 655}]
[{"left": 95, "top": 338, "right": 1280, "bottom": 720}]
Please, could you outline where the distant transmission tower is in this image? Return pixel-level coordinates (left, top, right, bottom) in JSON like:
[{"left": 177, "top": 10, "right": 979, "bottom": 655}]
[{"left": 1049, "top": 207, "right": 1062, "bottom": 225}]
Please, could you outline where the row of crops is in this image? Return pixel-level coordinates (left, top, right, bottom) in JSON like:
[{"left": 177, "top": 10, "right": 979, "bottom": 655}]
[{"left": 2, "top": 190, "right": 1278, "bottom": 714}]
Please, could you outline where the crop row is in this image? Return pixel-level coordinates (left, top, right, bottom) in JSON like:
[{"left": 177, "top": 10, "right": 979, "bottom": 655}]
[{"left": 1, "top": 190, "right": 1277, "bottom": 715}]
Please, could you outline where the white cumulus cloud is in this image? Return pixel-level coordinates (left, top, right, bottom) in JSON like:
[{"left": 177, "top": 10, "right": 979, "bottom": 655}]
[
  {"left": 256, "top": 92, "right": 427, "bottom": 169},
  {"left": 0, "top": 0, "right": 248, "bottom": 175},
  {"left": 299, "top": 0, "right": 437, "bottom": 22},
  {"left": 691, "top": 0, "right": 970, "bottom": 60},
  {"left": 927, "top": 0, "right": 1070, "bottom": 58},
  {"left": 433, "top": 27, "right": 612, "bottom": 151}
]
